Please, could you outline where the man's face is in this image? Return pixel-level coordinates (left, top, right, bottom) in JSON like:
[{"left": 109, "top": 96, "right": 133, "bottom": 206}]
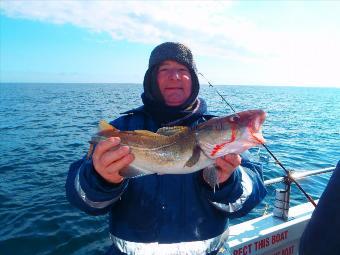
[{"left": 157, "top": 60, "right": 192, "bottom": 107}]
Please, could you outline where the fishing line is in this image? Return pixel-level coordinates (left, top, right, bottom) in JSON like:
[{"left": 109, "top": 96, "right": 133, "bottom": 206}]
[
  {"left": 199, "top": 72, "right": 317, "bottom": 207},
  {"left": 198, "top": 73, "right": 238, "bottom": 113},
  {"left": 261, "top": 143, "right": 317, "bottom": 207}
]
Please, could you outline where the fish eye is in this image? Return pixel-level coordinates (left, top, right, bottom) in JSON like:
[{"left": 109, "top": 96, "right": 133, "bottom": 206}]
[{"left": 230, "top": 114, "right": 240, "bottom": 122}]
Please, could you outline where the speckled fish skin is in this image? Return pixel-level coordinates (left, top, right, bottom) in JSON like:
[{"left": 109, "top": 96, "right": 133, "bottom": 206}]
[{"left": 90, "top": 109, "right": 266, "bottom": 178}]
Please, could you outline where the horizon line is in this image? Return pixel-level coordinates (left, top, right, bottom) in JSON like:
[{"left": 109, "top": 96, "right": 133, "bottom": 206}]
[{"left": 0, "top": 81, "right": 339, "bottom": 89}]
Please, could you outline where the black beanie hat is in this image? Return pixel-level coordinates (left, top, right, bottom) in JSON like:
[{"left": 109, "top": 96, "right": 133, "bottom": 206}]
[
  {"left": 143, "top": 42, "right": 200, "bottom": 110},
  {"left": 148, "top": 42, "right": 197, "bottom": 71}
]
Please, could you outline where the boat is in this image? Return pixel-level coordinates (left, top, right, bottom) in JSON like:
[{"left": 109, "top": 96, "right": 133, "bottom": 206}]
[{"left": 225, "top": 166, "right": 336, "bottom": 255}]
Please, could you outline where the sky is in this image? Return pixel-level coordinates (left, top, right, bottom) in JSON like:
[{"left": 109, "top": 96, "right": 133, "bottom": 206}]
[{"left": 1, "top": 0, "right": 340, "bottom": 87}]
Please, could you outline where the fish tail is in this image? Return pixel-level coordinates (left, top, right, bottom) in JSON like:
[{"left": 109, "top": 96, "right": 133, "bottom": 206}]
[{"left": 99, "top": 120, "right": 118, "bottom": 132}]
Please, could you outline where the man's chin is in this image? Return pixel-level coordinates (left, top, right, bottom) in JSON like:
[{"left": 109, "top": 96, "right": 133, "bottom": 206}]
[
  {"left": 163, "top": 93, "right": 187, "bottom": 106},
  {"left": 165, "top": 99, "right": 186, "bottom": 106}
]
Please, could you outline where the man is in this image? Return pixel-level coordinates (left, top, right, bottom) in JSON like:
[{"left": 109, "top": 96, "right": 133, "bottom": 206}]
[
  {"left": 66, "top": 42, "right": 267, "bottom": 255},
  {"left": 299, "top": 160, "right": 340, "bottom": 254}
]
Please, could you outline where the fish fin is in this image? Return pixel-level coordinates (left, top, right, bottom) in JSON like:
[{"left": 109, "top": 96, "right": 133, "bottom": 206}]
[
  {"left": 184, "top": 145, "right": 201, "bottom": 167},
  {"left": 202, "top": 166, "right": 220, "bottom": 192},
  {"left": 119, "top": 166, "right": 153, "bottom": 178},
  {"left": 156, "top": 126, "right": 189, "bottom": 136},
  {"left": 99, "top": 120, "right": 119, "bottom": 132},
  {"left": 132, "top": 130, "right": 164, "bottom": 137}
]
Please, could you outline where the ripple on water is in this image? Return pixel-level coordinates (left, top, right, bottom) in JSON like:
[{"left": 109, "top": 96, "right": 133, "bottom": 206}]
[{"left": 0, "top": 83, "right": 339, "bottom": 254}]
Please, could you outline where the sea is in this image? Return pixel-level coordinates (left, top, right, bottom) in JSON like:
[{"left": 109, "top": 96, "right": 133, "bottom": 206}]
[{"left": 0, "top": 83, "right": 339, "bottom": 255}]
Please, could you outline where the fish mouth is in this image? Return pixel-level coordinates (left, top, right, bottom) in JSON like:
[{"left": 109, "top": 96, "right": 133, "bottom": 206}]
[
  {"left": 249, "top": 112, "right": 266, "bottom": 144},
  {"left": 251, "top": 131, "right": 265, "bottom": 145}
]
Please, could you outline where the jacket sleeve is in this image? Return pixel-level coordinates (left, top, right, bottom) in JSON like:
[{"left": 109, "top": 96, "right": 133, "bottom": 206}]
[
  {"left": 198, "top": 158, "right": 267, "bottom": 218},
  {"left": 299, "top": 161, "right": 340, "bottom": 255},
  {"left": 65, "top": 156, "right": 129, "bottom": 216}
]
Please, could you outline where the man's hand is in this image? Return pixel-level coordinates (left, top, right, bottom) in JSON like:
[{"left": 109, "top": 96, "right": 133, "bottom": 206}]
[
  {"left": 214, "top": 154, "right": 242, "bottom": 184},
  {"left": 92, "top": 137, "right": 134, "bottom": 184}
]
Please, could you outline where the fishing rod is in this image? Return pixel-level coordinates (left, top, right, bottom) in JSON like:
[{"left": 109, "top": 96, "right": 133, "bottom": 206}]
[{"left": 198, "top": 73, "right": 317, "bottom": 207}]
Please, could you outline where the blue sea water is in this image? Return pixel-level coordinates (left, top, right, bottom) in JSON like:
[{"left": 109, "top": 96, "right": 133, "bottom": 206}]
[{"left": 0, "top": 83, "right": 339, "bottom": 255}]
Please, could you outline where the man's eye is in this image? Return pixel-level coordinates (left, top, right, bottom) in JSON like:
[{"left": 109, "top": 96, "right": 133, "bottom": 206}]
[{"left": 179, "top": 69, "right": 189, "bottom": 72}]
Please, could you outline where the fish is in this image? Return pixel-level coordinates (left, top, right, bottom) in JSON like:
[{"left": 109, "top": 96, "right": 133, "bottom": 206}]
[{"left": 88, "top": 109, "right": 266, "bottom": 178}]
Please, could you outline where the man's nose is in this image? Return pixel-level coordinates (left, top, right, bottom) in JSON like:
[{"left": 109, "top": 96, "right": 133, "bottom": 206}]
[{"left": 168, "top": 69, "right": 181, "bottom": 80}]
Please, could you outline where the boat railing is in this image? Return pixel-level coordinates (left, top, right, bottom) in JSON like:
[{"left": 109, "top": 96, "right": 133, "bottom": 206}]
[{"left": 263, "top": 166, "right": 336, "bottom": 221}]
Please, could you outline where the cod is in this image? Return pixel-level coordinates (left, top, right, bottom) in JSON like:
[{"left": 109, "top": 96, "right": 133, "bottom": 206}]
[{"left": 89, "top": 109, "right": 266, "bottom": 178}]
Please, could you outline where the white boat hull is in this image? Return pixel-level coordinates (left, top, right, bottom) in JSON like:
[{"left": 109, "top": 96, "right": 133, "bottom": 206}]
[{"left": 225, "top": 202, "right": 315, "bottom": 255}]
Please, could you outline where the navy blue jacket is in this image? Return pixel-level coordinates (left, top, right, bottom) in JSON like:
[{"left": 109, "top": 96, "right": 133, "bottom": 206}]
[
  {"left": 66, "top": 106, "right": 267, "bottom": 254},
  {"left": 299, "top": 160, "right": 340, "bottom": 254}
]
